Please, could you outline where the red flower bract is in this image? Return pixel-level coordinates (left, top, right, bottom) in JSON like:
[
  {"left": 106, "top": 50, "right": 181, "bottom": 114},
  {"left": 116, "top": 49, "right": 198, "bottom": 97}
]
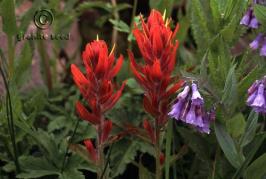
[
  {"left": 71, "top": 40, "right": 126, "bottom": 122},
  {"left": 129, "top": 9, "right": 184, "bottom": 127},
  {"left": 71, "top": 40, "right": 126, "bottom": 164}
]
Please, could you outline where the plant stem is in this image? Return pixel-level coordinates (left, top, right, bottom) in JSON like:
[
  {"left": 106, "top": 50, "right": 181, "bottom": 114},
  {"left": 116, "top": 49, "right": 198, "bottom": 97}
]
[
  {"left": 61, "top": 119, "right": 80, "bottom": 173},
  {"left": 111, "top": 0, "right": 119, "bottom": 47},
  {"left": 7, "top": 35, "right": 14, "bottom": 78},
  {"left": 155, "top": 118, "right": 161, "bottom": 179},
  {"left": 97, "top": 115, "right": 105, "bottom": 179},
  {"left": 128, "top": 0, "right": 138, "bottom": 50},
  {"left": 0, "top": 66, "right": 20, "bottom": 172}
]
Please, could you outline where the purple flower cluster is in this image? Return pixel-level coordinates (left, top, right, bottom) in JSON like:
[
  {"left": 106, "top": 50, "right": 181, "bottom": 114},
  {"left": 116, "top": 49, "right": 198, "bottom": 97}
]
[
  {"left": 247, "top": 77, "right": 266, "bottom": 114},
  {"left": 240, "top": 8, "right": 259, "bottom": 29},
  {"left": 249, "top": 33, "right": 266, "bottom": 56},
  {"left": 168, "top": 83, "right": 215, "bottom": 134}
]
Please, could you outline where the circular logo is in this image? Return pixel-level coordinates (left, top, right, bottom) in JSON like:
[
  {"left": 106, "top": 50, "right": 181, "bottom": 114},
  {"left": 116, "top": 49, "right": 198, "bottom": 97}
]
[{"left": 34, "top": 9, "right": 54, "bottom": 29}]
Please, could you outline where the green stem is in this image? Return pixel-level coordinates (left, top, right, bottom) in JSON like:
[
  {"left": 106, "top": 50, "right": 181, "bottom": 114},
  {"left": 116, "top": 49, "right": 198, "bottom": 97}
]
[
  {"left": 111, "top": 0, "right": 119, "bottom": 47},
  {"left": 0, "top": 66, "right": 20, "bottom": 172},
  {"left": 61, "top": 119, "right": 80, "bottom": 173},
  {"left": 155, "top": 118, "right": 161, "bottom": 179},
  {"left": 128, "top": 0, "right": 138, "bottom": 50},
  {"left": 7, "top": 35, "right": 14, "bottom": 78}
]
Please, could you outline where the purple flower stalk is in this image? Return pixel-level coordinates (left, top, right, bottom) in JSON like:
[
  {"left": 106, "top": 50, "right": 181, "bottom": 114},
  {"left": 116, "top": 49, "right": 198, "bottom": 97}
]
[
  {"left": 247, "top": 77, "right": 266, "bottom": 114},
  {"left": 168, "top": 82, "right": 215, "bottom": 134}
]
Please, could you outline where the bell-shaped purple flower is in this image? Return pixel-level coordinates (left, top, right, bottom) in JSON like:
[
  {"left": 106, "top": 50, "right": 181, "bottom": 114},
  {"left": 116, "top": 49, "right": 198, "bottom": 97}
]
[
  {"left": 240, "top": 9, "right": 252, "bottom": 26},
  {"left": 247, "top": 78, "right": 266, "bottom": 114},
  {"left": 177, "top": 85, "right": 190, "bottom": 100},
  {"left": 185, "top": 105, "right": 197, "bottom": 125},
  {"left": 249, "top": 34, "right": 263, "bottom": 50},
  {"left": 248, "top": 80, "right": 259, "bottom": 94},
  {"left": 249, "top": 16, "right": 259, "bottom": 28},
  {"left": 168, "top": 100, "right": 184, "bottom": 120},
  {"left": 259, "top": 39, "right": 266, "bottom": 56},
  {"left": 191, "top": 83, "right": 204, "bottom": 105},
  {"left": 251, "top": 84, "right": 265, "bottom": 109},
  {"left": 168, "top": 82, "right": 215, "bottom": 134}
]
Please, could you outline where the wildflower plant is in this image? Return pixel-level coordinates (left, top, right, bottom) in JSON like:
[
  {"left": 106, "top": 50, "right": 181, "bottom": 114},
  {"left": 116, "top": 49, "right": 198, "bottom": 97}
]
[
  {"left": 0, "top": 1, "right": 266, "bottom": 179},
  {"left": 71, "top": 39, "right": 126, "bottom": 178},
  {"left": 128, "top": 10, "right": 184, "bottom": 179}
]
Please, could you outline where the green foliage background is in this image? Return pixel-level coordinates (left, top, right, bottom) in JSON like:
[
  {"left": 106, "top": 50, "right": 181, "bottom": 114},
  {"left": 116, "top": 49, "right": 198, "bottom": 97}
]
[{"left": 0, "top": 0, "right": 266, "bottom": 178}]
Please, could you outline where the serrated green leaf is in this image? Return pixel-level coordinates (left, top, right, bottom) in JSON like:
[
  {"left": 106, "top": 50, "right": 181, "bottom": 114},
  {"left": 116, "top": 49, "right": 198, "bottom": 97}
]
[
  {"left": 16, "top": 156, "right": 59, "bottom": 178},
  {"left": 191, "top": 0, "right": 211, "bottom": 53},
  {"left": 111, "top": 140, "right": 139, "bottom": 177},
  {"left": 214, "top": 122, "right": 242, "bottom": 168}
]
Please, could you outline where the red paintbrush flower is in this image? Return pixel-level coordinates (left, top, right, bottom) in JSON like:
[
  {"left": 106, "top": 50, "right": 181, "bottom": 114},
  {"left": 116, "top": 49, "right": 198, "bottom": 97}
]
[
  {"left": 71, "top": 39, "right": 126, "bottom": 168},
  {"left": 71, "top": 40, "right": 126, "bottom": 125},
  {"left": 129, "top": 9, "right": 184, "bottom": 128}
]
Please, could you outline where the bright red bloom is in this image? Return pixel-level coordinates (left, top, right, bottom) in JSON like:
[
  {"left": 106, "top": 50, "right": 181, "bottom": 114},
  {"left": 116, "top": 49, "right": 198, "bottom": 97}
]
[
  {"left": 129, "top": 10, "right": 184, "bottom": 130},
  {"left": 71, "top": 40, "right": 126, "bottom": 125},
  {"left": 71, "top": 40, "right": 126, "bottom": 164}
]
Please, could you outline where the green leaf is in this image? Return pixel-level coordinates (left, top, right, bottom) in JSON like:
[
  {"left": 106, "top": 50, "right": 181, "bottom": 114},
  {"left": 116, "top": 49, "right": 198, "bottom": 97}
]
[
  {"left": 16, "top": 156, "right": 59, "bottom": 178},
  {"left": 240, "top": 110, "right": 258, "bottom": 147},
  {"left": 109, "top": 19, "right": 130, "bottom": 33},
  {"left": 139, "top": 163, "right": 154, "bottom": 179},
  {"left": 59, "top": 169, "right": 85, "bottom": 179},
  {"left": 1, "top": 0, "right": 17, "bottom": 36},
  {"left": 149, "top": 0, "right": 177, "bottom": 17},
  {"left": 13, "top": 42, "right": 33, "bottom": 87},
  {"left": 190, "top": 0, "right": 211, "bottom": 53},
  {"left": 178, "top": 127, "right": 211, "bottom": 162},
  {"left": 111, "top": 140, "right": 140, "bottom": 177},
  {"left": 210, "top": 0, "right": 220, "bottom": 27},
  {"left": 233, "top": 133, "right": 265, "bottom": 179},
  {"left": 76, "top": 1, "right": 111, "bottom": 14},
  {"left": 221, "top": 65, "right": 237, "bottom": 110},
  {"left": 254, "top": 4, "right": 266, "bottom": 26},
  {"left": 214, "top": 122, "right": 242, "bottom": 168},
  {"left": 245, "top": 153, "right": 266, "bottom": 179},
  {"left": 226, "top": 113, "right": 246, "bottom": 138}
]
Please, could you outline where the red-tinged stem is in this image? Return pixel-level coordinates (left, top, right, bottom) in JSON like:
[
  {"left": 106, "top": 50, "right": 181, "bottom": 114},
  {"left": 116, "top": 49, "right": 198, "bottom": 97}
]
[{"left": 97, "top": 114, "right": 106, "bottom": 179}]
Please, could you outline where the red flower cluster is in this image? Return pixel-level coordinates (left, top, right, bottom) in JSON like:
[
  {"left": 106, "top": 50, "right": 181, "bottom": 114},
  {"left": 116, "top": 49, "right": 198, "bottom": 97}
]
[
  {"left": 71, "top": 40, "right": 126, "bottom": 162},
  {"left": 129, "top": 10, "right": 184, "bottom": 131}
]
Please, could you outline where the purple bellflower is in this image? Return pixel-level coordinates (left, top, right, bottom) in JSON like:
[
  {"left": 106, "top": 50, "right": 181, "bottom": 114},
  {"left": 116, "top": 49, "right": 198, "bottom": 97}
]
[
  {"left": 249, "top": 33, "right": 263, "bottom": 50},
  {"left": 168, "top": 82, "right": 215, "bottom": 134},
  {"left": 247, "top": 77, "right": 266, "bottom": 114}
]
